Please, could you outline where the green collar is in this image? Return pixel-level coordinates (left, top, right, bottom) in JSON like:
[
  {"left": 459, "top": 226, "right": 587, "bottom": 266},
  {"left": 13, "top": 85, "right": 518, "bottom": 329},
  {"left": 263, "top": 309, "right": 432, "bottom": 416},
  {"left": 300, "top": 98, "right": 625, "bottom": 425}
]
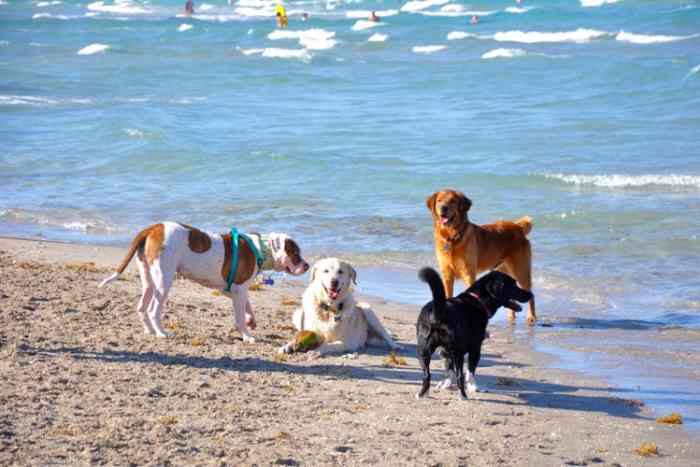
[{"left": 225, "top": 228, "right": 270, "bottom": 292}]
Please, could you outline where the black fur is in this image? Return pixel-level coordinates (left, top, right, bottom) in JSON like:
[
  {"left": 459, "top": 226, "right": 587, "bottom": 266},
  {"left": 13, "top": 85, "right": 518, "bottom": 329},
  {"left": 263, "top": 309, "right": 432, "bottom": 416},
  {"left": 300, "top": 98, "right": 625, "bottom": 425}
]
[{"left": 415, "top": 267, "right": 533, "bottom": 399}]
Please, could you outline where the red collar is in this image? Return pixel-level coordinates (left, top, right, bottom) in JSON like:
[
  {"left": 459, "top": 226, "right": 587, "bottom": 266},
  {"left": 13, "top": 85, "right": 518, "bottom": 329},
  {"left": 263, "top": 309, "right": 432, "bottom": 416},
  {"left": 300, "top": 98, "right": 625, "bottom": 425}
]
[{"left": 469, "top": 292, "right": 493, "bottom": 319}]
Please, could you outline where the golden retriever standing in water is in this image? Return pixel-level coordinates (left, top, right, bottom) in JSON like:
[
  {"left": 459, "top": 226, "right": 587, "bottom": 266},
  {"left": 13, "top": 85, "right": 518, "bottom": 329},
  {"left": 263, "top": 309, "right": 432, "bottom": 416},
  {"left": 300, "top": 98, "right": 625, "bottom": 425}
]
[{"left": 426, "top": 189, "right": 536, "bottom": 324}]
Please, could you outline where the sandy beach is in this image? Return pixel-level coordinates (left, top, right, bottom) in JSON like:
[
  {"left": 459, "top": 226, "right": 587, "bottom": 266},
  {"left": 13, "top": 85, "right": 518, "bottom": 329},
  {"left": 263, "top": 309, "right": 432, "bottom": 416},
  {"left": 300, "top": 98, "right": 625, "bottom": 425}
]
[{"left": 0, "top": 236, "right": 697, "bottom": 466}]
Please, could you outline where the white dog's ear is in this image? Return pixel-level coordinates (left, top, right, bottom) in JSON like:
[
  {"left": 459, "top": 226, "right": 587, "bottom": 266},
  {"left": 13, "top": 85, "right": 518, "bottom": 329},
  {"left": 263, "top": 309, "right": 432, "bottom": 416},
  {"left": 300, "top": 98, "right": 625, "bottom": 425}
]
[
  {"left": 309, "top": 262, "right": 320, "bottom": 284},
  {"left": 350, "top": 265, "right": 357, "bottom": 285}
]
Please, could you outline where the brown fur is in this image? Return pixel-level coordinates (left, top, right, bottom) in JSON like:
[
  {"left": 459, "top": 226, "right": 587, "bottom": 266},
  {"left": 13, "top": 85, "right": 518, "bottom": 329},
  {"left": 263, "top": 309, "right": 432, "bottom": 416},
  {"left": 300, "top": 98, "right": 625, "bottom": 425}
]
[
  {"left": 185, "top": 226, "right": 212, "bottom": 253},
  {"left": 221, "top": 233, "right": 257, "bottom": 285},
  {"left": 426, "top": 189, "right": 536, "bottom": 324},
  {"left": 115, "top": 223, "right": 163, "bottom": 274}
]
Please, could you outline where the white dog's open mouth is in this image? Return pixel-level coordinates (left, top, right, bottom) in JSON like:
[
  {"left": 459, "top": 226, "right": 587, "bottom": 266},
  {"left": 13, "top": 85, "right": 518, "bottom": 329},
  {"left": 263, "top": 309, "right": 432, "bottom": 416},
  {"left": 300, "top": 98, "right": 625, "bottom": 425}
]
[{"left": 324, "top": 285, "right": 342, "bottom": 300}]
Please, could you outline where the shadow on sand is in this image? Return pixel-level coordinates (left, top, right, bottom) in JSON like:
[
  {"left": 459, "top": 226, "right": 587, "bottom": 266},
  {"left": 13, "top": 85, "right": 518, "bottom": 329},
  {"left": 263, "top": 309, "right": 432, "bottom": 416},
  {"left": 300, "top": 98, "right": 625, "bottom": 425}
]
[{"left": 20, "top": 343, "right": 652, "bottom": 421}]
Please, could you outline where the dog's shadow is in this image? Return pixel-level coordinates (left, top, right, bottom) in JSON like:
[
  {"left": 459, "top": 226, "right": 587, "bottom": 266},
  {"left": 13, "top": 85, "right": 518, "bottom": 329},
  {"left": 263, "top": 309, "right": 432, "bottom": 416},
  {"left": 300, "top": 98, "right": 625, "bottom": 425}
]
[{"left": 20, "top": 343, "right": 655, "bottom": 421}]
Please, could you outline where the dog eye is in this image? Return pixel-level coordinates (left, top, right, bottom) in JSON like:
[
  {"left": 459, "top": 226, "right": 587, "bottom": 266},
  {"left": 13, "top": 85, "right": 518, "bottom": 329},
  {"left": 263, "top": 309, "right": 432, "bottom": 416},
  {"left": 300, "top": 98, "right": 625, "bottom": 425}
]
[{"left": 324, "top": 269, "right": 329, "bottom": 273}]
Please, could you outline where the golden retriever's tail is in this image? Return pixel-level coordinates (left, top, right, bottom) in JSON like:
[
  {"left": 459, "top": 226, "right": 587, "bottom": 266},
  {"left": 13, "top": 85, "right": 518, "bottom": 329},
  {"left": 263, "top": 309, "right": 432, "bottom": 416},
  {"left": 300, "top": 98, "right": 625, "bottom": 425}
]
[
  {"left": 419, "top": 267, "right": 446, "bottom": 315},
  {"left": 515, "top": 216, "right": 533, "bottom": 236}
]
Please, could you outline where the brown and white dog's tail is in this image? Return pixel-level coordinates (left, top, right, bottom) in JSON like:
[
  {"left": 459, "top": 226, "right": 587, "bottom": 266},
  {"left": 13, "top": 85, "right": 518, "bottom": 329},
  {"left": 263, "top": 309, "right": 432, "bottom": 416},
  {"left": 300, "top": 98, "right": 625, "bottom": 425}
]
[
  {"left": 98, "top": 225, "right": 153, "bottom": 288},
  {"left": 515, "top": 216, "right": 533, "bottom": 236}
]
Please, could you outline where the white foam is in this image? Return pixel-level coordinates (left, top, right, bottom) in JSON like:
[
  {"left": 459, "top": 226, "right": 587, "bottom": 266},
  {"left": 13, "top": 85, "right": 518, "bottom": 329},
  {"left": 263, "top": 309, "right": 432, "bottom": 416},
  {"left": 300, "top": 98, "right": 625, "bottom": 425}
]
[
  {"left": 580, "top": 0, "right": 620, "bottom": 7},
  {"left": 240, "top": 47, "right": 312, "bottom": 61},
  {"left": 505, "top": 6, "right": 534, "bottom": 14},
  {"left": 412, "top": 45, "right": 446, "bottom": 54},
  {"left": 0, "top": 95, "right": 58, "bottom": 106},
  {"left": 616, "top": 31, "right": 699, "bottom": 44},
  {"left": 33, "top": 12, "right": 68, "bottom": 19},
  {"left": 544, "top": 173, "right": 700, "bottom": 190},
  {"left": 267, "top": 29, "right": 336, "bottom": 50},
  {"left": 77, "top": 43, "right": 110, "bottom": 55},
  {"left": 268, "top": 28, "right": 335, "bottom": 41},
  {"left": 0, "top": 41, "right": 9, "bottom": 46},
  {"left": 482, "top": 48, "right": 527, "bottom": 59},
  {"left": 368, "top": 33, "right": 388, "bottom": 42},
  {"left": 178, "top": 23, "right": 193, "bottom": 32},
  {"left": 299, "top": 36, "right": 336, "bottom": 50},
  {"left": 199, "top": 3, "right": 214, "bottom": 11},
  {"left": 352, "top": 20, "right": 383, "bottom": 31},
  {"left": 345, "top": 9, "right": 398, "bottom": 19},
  {"left": 493, "top": 28, "right": 609, "bottom": 43},
  {"left": 421, "top": 7, "right": 497, "bottom": 17},
  {"left": 87, "top": 1, "right": 149, "bottom": 14},
  {"left": 690, "top": 64, "right": 700, "bottom": 76},
  {"left": 446, "top": 31, "right": 476, "bottom": 41},
  {"left": 401, "top": 0, "right": 448, "bottom": 13}
]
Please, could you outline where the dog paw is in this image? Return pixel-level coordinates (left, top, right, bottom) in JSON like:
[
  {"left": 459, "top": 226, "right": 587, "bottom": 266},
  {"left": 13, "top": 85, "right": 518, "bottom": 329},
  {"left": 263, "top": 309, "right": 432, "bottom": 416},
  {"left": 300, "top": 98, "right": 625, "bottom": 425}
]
[
  {"left": 460, "top": 393, "right": 469, "bottom": 401},
  {"left": 278, "top": 343, "right": 293, "bottom": 354},
  {"left": 507, "top": 310, "right": 517, "bottom": 322},
  {"left": 527, "top": 314, "right": 536, "bottom": 326},
  {"left": 467, "top": 383, "right": 478, "bottom": 394},
  {"left": 242, "top": 335, "right": 256, "bottom": 344},
  {"left": 415, "top": 392, "right": 426, "bottom": 400}
]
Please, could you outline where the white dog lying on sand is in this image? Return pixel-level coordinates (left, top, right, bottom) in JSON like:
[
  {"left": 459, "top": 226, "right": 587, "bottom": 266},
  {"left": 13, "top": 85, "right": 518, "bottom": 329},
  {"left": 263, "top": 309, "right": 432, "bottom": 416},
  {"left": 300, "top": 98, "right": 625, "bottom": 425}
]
[{"left": 278, "top": 257, "right": 401, "bottom": 355}]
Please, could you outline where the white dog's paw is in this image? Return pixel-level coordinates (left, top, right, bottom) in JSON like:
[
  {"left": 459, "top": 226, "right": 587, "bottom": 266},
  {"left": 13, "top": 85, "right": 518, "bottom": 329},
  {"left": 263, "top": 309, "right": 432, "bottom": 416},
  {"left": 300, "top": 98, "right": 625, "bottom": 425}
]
[
  {"left": 278, "top": 343, "right": 293, "bottom": 354},
  {"left": 415, "top": 392, "right": 425, "bottom": 400},
  {"left": 242, "top": 334, "right": 256, "bottom": 344},
  {"left": 154, "top": 329, "right": 173, "bottom": 338},
  {"left": 467, "top": 382, "right": 478, "bottom": 394}
]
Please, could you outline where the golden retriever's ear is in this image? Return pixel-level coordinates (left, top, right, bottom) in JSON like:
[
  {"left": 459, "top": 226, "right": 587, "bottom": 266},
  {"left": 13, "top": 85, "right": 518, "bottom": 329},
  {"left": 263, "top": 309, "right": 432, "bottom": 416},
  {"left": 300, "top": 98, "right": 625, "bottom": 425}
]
[
  {"left": 426, "top": 192, "right": 438, "bottom": 215},
  {"left": 458, "top": 192, "right": 472, "bottom": 213}
]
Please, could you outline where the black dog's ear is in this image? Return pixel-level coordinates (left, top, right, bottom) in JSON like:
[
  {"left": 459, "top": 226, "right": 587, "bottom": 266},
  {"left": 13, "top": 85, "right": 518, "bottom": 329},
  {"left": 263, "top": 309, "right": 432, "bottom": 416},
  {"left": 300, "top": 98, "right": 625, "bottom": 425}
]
[
  {"left": 485, "top": 274, "right": 504, "bottom": 300},
  {"left": 426, "top": 192, "right": 438, "bottom": 215},
  {"left": 458, "top": 192, "right": 472, "bottom": 214}
]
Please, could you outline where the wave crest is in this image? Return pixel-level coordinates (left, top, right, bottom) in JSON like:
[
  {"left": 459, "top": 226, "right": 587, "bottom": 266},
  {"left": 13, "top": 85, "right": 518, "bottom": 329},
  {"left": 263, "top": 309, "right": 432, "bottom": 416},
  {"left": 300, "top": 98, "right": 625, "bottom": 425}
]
[{"left": 544, "top": 173, "right": 700, "bottom": 190}]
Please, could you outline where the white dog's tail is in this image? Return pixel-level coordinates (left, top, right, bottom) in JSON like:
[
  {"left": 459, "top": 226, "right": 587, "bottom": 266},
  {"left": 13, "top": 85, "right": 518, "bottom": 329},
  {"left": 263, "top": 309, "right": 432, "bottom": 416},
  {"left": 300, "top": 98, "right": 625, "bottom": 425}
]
[{"left": 98, "top": 224, "right": 155, "bottom": 288}]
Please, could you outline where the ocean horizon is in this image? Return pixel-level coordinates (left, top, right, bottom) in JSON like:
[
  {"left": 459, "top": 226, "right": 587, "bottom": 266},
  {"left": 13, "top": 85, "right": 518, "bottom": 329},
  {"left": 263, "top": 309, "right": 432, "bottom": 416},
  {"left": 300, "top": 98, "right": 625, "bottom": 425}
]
[{"left": 2, "top": 0, "right": 700, "bottom": 430}]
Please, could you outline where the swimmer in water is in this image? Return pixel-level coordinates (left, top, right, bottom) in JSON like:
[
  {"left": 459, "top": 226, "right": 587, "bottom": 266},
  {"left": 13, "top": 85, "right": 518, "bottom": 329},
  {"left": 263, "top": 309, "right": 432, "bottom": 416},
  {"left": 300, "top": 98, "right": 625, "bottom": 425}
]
[
  {"left": 368, "top": 11, "right": 380, "bottom": 22},
  {"left": 184, "top": 0, "right": 194, "bottom": 16}
]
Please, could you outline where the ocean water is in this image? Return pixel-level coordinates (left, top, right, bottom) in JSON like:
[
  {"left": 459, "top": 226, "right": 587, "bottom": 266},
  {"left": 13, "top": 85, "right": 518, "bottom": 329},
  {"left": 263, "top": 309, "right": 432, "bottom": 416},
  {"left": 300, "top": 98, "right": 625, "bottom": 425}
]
[{"left": 2, "top": 0, "right": 700, "bottom": 429}]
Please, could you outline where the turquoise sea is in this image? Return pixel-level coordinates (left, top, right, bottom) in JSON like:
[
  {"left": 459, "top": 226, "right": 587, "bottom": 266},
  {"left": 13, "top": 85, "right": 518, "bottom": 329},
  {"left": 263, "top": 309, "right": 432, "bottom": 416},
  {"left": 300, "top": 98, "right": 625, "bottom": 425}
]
[{"left": 2, "top": 0, "right": 699, "bottom": 430}]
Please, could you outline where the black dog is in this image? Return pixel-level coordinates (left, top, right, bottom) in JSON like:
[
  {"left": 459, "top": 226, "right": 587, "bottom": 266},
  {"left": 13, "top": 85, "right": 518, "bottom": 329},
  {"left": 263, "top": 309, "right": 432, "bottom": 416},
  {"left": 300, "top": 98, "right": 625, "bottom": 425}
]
[{"left": 415, "top": 267, "right": 533, "bottom": 400}]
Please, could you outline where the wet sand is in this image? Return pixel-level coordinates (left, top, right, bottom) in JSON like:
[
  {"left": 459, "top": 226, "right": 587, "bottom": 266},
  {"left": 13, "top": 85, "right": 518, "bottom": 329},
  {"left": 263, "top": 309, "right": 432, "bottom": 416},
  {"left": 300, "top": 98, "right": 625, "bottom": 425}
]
[{"left": 0, "top": 236, "right": 697, "bottom": 466}]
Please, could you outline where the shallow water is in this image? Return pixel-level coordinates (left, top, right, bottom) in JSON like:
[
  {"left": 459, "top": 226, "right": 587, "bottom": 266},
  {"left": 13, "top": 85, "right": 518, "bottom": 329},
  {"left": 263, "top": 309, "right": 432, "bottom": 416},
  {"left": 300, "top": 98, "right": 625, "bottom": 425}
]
[{"left": 2, "top": 0, "right": 700, "bottom": 432}]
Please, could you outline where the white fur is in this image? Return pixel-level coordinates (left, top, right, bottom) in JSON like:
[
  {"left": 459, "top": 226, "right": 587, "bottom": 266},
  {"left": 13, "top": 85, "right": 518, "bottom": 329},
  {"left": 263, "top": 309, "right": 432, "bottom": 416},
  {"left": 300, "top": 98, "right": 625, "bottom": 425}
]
[
  {"left": 281, "top": 257, "right": 400, "bottom": 355},
  {"left": 99, "top": 222, "right": 305, "bottom": 343}
]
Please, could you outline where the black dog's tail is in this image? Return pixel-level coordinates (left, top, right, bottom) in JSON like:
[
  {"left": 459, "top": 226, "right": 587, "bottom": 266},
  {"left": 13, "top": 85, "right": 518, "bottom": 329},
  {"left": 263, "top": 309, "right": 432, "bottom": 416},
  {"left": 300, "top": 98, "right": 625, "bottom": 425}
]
[{"left": 418, "top": 267, "right": 446, "bottom": 315}]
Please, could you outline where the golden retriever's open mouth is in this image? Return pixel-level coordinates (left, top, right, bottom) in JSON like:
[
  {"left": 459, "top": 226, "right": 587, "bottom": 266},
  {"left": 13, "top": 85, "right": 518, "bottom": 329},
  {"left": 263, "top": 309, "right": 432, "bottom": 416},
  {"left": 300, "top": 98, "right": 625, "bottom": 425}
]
[{"left": 440, "top": 214, "right": 453, "bottom": 225}]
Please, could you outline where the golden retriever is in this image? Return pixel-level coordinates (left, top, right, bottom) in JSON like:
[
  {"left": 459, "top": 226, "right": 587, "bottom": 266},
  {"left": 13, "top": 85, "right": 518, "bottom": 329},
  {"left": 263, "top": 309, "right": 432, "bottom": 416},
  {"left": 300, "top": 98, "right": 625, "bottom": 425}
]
[{"left": 426, "top": 189, "right": 535, "bottom": 324}]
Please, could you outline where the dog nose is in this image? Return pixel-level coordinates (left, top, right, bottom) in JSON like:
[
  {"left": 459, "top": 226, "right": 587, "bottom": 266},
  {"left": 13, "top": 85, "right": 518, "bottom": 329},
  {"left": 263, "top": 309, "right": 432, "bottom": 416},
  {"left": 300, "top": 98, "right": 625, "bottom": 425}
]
[
  {"left": 302, "top": 262, "right": 309, "bottom": 272},
  {"left": 330, "top": 279, "right": 339, "bottom": 288}
]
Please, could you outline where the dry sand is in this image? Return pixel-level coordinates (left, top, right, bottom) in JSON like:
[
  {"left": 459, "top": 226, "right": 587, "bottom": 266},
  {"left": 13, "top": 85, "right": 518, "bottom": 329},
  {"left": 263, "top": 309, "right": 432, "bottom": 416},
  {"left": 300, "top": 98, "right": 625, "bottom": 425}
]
[{"left": 0, "top": 236, "right": 697, "bottom": 466}]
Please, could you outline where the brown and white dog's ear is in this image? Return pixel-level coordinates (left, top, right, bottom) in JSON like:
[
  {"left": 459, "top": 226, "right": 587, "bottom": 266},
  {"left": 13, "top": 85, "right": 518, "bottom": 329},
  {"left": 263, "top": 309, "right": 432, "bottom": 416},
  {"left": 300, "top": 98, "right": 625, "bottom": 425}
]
[{"left": 426, "top": 192, "right": 438, "bottom": 215}]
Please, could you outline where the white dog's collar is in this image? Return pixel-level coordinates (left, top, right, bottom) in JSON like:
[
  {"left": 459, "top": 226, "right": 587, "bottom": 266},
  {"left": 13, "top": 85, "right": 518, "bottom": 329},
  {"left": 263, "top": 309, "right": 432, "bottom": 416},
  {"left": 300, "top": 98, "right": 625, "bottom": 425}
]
[{"left": 250, "top": 234, "right": 275, "bottom": 271}]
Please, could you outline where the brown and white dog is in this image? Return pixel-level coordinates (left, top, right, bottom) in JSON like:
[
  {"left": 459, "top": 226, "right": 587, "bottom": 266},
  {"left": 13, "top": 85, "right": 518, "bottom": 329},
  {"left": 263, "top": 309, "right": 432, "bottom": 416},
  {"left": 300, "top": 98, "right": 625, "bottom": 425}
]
[
  {"left": 426, "top": 190, "right": 536, "bottom": 324},
  {"left": 278, "top": 257, "right": 400, "bottom": 355},
  {"left": 99, "top": 222, "right": 309, "bottom": 342}
]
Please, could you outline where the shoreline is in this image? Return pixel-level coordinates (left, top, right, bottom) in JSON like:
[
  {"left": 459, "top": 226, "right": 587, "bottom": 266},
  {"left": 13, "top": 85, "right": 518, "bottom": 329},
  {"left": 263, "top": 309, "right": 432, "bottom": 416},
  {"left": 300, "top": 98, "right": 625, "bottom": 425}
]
[{"left": 1, "top": 235, "right": 698, "bottom": 465}]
